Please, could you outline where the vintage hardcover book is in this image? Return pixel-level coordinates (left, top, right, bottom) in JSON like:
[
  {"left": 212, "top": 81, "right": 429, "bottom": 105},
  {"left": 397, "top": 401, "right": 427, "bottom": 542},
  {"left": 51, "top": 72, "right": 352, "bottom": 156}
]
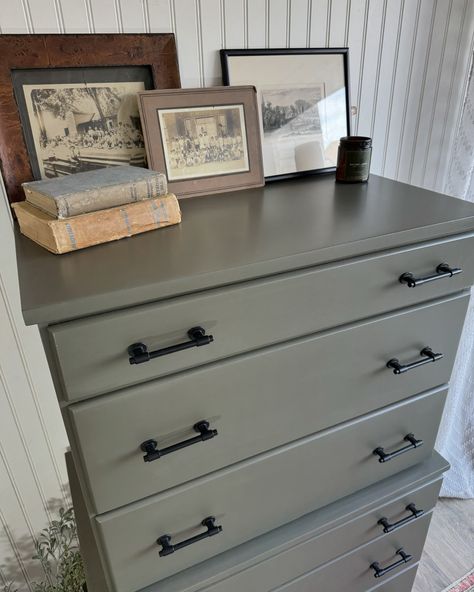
[
  {"left": 22, "top": 166, "right": 168, "bottom": 219},
  {"left": 13, "top": 194, "right": 181, "bottom": 255}
]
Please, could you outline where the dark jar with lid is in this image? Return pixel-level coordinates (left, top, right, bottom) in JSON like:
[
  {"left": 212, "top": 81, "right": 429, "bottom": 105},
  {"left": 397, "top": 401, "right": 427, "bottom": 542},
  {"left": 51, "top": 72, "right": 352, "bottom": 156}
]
[{"left": 336, "top": 136, "right": 372, "bottom": 183}]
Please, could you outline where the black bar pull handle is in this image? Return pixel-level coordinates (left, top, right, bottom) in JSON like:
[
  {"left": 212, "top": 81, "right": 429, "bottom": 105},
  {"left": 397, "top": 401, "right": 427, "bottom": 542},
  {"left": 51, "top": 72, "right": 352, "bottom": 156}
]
[
  {"left": 129, "top": 326, "right": 214, "bottom": 365},
  {"left": 387, "top": 347, "right": 443, "bottom": 374},
  {"left": 141, "top": 420, "right": 218, "bottom": 462},
  {"left": 371, "top": 548, "right": 413, "bottom": 578},
  {"left": 400, "top": 263, "right": 462, "bottom": 288},
  {"left": 378, "top": 503, "right": 424, "bottom": 533},
  {"left": 157, "top": 516, "right": 222, "bottom": 557},
  {"left": 373, "top": 433, "right": 423, "bottom": 463}
]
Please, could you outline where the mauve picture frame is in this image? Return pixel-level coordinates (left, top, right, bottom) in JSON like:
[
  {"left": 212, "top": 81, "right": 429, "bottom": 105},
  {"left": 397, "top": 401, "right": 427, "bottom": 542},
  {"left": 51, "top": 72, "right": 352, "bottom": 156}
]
[{"left": 137, "top": 86, "right": 264, "bottom": 199}]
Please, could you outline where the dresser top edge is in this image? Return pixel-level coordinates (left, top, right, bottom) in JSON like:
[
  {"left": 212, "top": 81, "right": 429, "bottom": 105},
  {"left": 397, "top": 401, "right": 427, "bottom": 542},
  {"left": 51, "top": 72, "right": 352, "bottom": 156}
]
[{"left": 14, "top": 174, "right": 474, "bottom": 326}]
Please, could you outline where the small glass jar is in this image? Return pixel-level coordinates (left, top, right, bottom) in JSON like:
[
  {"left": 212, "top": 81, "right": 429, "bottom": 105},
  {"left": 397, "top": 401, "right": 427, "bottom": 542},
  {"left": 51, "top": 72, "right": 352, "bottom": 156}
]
[{"left": 336, "top": 136, "right": 372, "bottom": 183}]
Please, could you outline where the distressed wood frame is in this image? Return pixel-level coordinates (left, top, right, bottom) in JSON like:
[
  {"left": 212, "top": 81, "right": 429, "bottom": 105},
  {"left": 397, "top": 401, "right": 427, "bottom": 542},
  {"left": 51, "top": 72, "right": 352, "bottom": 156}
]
[{"left": 0, "top": 34, "right": 181, "bottom": 204}]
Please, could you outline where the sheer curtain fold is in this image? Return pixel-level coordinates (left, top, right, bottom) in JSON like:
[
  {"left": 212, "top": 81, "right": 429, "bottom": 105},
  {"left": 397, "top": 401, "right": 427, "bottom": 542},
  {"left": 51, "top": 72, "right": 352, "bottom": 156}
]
[{"left": 436, "top": 56, "right": 474, "bottom": 498}]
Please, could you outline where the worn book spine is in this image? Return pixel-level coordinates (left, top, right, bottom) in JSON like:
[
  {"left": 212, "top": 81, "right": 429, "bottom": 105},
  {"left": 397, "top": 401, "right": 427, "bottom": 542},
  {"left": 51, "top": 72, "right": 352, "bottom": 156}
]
[
  {"left": 24, "top": 172, "right": 168, "bottom": 218},
  {"left": 13, "top": 194, "right": 181, "bottom": 254}
]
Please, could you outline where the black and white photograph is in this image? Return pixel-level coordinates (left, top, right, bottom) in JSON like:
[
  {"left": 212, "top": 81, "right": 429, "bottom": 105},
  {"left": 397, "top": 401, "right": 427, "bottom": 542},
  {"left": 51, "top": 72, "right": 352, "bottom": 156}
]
[
  {"left": 22, "top": 81, "right": 146, "bottom": 179},
  {"left": 221, "top": 49, "right": 350, "bottom": 180},
  {"left": 158, "top": 105, "right": 249, "bottom": 181},
  {"left": 261, "top": 85, "right": 324, "bottom": 137}
]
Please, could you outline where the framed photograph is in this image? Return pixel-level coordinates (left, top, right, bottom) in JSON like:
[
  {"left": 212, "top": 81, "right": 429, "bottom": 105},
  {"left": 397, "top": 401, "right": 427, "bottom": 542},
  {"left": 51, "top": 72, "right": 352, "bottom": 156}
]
[
  {"left": 220, "top": 48, "right": 351, "bottom": 181},
  {"left": 137, "top": 86, "right": 264, "bottom": 198},
  {"left": 0, "top": 34, "right": 180, "bottom": 204}
]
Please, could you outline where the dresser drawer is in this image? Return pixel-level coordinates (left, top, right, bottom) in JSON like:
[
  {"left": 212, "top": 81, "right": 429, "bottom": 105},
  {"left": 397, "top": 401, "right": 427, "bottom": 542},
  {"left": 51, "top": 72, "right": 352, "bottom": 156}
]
[
  {"left": 93, "top": 388, "right": 446, "bottom": 592},
  {"left": 273, "top": 513, "right": 430, "bottom": 592},
  {"left": 69, "top": 295, "right": 466, "bottom": 513},
  {"left": 49, "top": 233, "right": 474, "bottom": 402},
  {"left": 152, "top": 478, "right": 439, "bottom": 592}
]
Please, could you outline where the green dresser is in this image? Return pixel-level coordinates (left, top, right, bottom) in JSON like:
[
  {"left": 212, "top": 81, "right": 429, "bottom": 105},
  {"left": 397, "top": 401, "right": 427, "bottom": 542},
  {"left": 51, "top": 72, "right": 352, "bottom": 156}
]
[{"left": 15, "top": 174, "right": 474, "bottom": 592}]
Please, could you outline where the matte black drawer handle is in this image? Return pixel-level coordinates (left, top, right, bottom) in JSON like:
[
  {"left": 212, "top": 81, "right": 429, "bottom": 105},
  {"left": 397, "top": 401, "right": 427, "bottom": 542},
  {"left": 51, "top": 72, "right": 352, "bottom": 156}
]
[
  {"left": 399, "top": 263, "right": 462, "bottom": 288},
  {"left": 371, "top": 548, "right": 412, "bottom": 578},
  {"left": 373, "top": 433, "right": 423, "bottom": 463},
  {"left": 141, "top": 420, "right": 218, "bottom": 462},
  {"left": 378, "top": 503, "right": 424, "bottom": 533},
  {"left": 157, "top": 516, "right": 222, "bottom": 557},
  {"left": 387, "top": 347, "right": 443, "bottom": 374},
  {"left": 128, "top": 326, "right": 214, "bottom": 365}
]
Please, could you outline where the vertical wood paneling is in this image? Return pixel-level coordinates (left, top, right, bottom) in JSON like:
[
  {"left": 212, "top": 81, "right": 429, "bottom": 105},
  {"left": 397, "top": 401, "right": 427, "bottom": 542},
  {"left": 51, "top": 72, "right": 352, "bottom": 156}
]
[
  {"left": 88, "top": 0, "right": 120, "bottom": 32},
  {"left": 423, "top": 0, "right": 467, "bottom": 191},
  {"left": 309, "top": 0, "right": 329, "bottom": 46},
  {"left": 396, "top": 0, "right": 437, "bottom": 183},
  {"left": 409, "top": 0, "right": 452, "bottom": 187},
  {"left": 0, "top": 3, "right": 31, "bottom": 33},
  {"left": 247, "top": 0, "right": 266, "bottom": 48},
  {"left": 223, "top": 0, "right": 245, "bottom": 48},
  {"left": 289, "top": 0, "right": 309, "bottom": 47},
  {"left": 117, "top": 0, "right": 147, "bottom": 32},
  {"left": 58, "top": 0, "right": 90, "bottom": 32},
  {"left": 148, "top": 0, "right": 172, "bottom": 32},
  {"left": 268, "top": 0, "right": 288, "bottom": 47},
  {"left": 355, "top": 0, "right": 386, "bottom": 137},
  {"left": 329, "top": 0, "right": 348, "bottom": 46},
  {"left": 381, "top": 0, "right": 420, "bottom": 179},
  {"left": 369, "top": 0, "right": 404, "bottom": 175},
  {"left": 200, "top": 0, "right": 223, "bottom": 85},
  {"left": 437, "top": 0, "right": 474, "bottom": 192},
  {"left": 1, "top": 1, "right": 473, "bottom": 588}
]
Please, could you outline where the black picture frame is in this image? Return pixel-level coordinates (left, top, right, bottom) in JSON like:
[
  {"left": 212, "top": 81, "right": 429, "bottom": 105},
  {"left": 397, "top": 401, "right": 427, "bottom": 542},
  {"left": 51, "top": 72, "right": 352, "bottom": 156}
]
[{"left": 220, "top": 47, "right": 351, "bottom": 182}]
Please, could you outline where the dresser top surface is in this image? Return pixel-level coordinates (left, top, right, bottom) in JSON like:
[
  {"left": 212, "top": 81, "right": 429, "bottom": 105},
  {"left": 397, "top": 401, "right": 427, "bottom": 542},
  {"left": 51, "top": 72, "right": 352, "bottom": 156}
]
[{"left": 15, "top": 174, "right": 474, "bottom": 325}]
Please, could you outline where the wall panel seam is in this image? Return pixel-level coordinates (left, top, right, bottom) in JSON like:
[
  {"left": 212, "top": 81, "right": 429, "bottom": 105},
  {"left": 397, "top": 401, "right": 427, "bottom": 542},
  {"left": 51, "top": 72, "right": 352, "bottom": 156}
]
[
  {"left": 0, "top": 275, "right": 68, "bottom": 505},
  {"left": 369, "top": 0, "right": 388, "bottom": 139},
  {"left": 20, "top": 0, "right": 34, "bottom": 33},
  {"left": 142, "top": 0, "right": 151, "bottom": 33},
  {"left": 114, "top": 0, "right": 124, "bottom": 33},
  {"left": 53, "top": 0, "right": 65, "bottom": 32},
  {"left": 83, "top": 0, "right": 95, "bottom": 33},
  {"left": 440, "top": 1, "right": 474, "bottom": 191},
  {"left": 0, "top": 507, "right": 34, "bottom": 592},
  {"left": 355, "top": 0, "right": 370, "bottom": 133},
  {"left": 420, "top": 0, "right": 453, "bottom": 186},
  {"left": 381, "top": 0, "right": 405, "bottom": 176},
  {"left": 0, "top": 362, "right": 53, "bottom": 525},
  {"left": 326, "top": 0, "right": 332, "bottom": 46},
  {"left": 394, "top": 0, "right": 422, "bottom": 178},
  {"left": 344, "top": 0, "right": 351, "bottom": 46},
  {"left": 196, "top": 0, "right": 204, "bottom": 86},
  {"left": 407, "top": 0, "right": 438, "bottom": 183},
  {"left": 306, "top": 0, "right": 312, "bottom": 47}
]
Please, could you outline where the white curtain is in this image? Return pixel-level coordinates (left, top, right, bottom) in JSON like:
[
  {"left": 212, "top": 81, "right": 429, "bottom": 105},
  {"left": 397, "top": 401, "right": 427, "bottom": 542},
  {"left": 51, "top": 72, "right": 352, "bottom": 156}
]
[{"left": 436, "top": 55, "right": 474, "bottom": 498}]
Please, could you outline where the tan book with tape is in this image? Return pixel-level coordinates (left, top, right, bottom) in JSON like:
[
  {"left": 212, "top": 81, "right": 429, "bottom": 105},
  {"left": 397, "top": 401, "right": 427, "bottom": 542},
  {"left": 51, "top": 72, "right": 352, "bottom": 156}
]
[{"left": 13, "top": 194, "right": 181, "bottom": 254}]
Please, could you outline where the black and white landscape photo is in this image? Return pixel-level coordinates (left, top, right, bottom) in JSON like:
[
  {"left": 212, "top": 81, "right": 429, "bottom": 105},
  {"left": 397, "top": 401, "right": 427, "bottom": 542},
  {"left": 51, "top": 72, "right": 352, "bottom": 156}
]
[
  {"left": 23, "top": 82, "right": 146, "bottom": 179},
  {"left": 158, "top": 105, "right": 250, "bottom": 181},
  {"left": 261, "top": 85, "right": 324, "bottom": 137}
]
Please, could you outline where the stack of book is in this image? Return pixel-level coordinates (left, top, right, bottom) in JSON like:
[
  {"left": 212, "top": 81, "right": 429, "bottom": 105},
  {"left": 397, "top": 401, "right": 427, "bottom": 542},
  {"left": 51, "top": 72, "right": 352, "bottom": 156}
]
[{"left": 13, "top": 166, "right": 181, "bottom": 254}]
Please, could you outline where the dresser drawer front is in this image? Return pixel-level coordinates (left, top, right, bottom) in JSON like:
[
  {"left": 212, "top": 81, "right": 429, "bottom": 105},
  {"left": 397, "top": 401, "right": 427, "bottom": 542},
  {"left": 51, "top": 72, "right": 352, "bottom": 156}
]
[
  {"left": 70, "top": 295, "right": 466, "bottom": 513},
  {"left": 154, "top": 479, "right": 438, "bottom": 592},
  {"left": 94, "top": 388, "right": 446, "bottom": 592},
  {"left": 274, "top": 514, "right": 430, "bottom": 592},
  {"left": 49, "top": 234, "right": 474, "bottom": 402}
]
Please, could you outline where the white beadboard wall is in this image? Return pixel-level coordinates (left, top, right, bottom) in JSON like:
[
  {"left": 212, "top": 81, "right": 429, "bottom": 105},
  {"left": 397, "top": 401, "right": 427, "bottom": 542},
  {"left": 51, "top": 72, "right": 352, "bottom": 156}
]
[{"left": 0, "top": 1, "right": 473, "bottom": 589}]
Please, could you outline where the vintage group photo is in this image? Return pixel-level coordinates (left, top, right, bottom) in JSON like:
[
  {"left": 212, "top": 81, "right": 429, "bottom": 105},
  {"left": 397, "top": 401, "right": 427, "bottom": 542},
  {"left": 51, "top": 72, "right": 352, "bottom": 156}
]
[
  {"left": 22, "top": 81, "right": 147, "bottom": 179},
  {"left": 158, "top": 105, "right": 250, "bottom": 181}
]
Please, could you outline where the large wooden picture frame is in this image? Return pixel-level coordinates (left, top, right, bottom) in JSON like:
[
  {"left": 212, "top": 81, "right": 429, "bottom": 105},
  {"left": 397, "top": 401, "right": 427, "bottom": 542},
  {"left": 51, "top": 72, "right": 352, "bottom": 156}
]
[{"left": 0, "top": 34, "right": 181, "bottom": 204}]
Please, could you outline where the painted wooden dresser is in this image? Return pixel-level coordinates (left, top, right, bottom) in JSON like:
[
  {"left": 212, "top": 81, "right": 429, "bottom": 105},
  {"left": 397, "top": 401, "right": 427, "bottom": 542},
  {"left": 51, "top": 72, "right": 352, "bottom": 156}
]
[{"left": 15, "top": 174, "right": 474, "bottom": 592}]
